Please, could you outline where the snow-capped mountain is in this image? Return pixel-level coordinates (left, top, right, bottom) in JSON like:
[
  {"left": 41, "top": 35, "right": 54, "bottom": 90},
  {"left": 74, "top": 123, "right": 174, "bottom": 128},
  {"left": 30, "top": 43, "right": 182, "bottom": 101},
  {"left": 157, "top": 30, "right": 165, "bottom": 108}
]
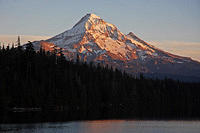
[{"left": 33, "top": 13, "right": 200, "bottom": 81}]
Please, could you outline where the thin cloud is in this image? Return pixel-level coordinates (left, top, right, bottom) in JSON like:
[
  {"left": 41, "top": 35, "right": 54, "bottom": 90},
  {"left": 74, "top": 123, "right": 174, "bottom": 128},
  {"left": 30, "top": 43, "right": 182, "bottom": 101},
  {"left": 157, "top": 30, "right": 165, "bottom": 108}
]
[
  {"left": 150, "top": 41, "right": 200, "bottom": 62},
  {"left": 0, "top": 35, "right": 51, "bottom": 45}
]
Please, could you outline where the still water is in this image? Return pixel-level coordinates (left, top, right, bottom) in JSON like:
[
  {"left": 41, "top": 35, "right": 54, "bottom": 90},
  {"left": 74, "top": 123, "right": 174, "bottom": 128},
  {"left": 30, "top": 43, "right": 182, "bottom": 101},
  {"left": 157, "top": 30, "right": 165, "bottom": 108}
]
[{"left": 1, "top": 120, "right": 200, "bottom": 133}]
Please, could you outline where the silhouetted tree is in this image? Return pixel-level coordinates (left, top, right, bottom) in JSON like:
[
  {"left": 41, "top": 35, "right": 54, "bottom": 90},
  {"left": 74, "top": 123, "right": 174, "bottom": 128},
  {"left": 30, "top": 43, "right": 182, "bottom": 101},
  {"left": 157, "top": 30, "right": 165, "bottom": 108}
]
[{"left": 0, "top": 44, "right": 200, "bottom": 123}]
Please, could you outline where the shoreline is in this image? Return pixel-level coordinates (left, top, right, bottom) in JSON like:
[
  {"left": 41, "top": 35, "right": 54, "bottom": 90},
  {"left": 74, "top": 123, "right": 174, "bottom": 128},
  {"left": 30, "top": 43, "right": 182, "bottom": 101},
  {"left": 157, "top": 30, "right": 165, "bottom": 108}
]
[{"left": 1, "top": 117, "right": 200, "bottom": 124}]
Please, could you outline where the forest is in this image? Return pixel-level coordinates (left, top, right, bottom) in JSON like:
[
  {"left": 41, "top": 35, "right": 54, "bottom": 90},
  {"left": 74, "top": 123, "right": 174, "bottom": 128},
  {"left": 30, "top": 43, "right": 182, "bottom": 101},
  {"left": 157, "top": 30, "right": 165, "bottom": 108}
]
[{"left": 0, "top": 42, "right": 200, "bottom": 123}]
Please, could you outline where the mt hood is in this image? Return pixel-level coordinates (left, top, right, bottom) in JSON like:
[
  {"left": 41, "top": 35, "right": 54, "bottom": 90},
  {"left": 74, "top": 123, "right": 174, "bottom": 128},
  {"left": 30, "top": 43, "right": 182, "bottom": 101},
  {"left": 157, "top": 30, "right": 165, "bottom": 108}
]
[{"left": 33, "top": 13, "right": 200, "bottom": 81}]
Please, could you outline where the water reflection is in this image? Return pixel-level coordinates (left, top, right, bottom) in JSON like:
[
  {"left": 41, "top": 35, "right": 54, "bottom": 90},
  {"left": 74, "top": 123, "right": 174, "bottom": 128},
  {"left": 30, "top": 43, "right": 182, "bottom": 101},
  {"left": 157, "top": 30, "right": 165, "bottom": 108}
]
[{"left": 1, "top": 120, "right": 200, "bottom": 133}]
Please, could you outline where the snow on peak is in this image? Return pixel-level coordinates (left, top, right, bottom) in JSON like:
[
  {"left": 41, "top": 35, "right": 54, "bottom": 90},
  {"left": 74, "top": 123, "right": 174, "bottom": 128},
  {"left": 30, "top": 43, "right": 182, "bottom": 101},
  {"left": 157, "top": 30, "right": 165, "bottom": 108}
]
[
  {"left": 56, "top": 13, "right": 103, "bottom": 37},
  {"left": 87, "top": 13, "right": 101, "bottom": 19},
  {"left": 48, "top": 13, "right": 125, "bottom": 48},
  {"left": 73, "top": 13, "right": 101, "bottom": 28},
  {"left": 56, "top": 13, "right": 122, "bottom": 38}
]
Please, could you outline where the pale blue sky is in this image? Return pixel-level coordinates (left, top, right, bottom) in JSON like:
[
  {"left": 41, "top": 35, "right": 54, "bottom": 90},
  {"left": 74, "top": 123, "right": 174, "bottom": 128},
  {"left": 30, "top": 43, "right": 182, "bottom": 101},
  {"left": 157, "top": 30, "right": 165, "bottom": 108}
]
[{"left": 0, "top": 0, "right": 200, "bottom": 42}]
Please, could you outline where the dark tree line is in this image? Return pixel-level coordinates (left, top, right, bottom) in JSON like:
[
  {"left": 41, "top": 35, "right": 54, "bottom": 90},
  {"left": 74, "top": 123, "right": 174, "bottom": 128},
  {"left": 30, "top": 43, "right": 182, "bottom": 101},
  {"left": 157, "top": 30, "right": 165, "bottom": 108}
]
[{"left": 0, "top": 43, "right": 200, "bottom": 123}]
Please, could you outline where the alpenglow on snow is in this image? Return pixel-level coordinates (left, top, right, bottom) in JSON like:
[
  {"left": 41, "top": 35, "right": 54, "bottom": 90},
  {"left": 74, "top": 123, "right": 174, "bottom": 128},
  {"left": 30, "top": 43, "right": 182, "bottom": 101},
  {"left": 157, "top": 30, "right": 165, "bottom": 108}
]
[{"left": 32, "top": 13, "right": 200, "bottom": 82}]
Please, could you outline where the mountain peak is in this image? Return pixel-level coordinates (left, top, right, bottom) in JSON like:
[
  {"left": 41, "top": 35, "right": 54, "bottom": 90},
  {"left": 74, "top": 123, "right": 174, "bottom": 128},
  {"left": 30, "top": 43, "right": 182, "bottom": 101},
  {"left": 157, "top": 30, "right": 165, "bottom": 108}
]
[
  {"left": 127, "top": 32, "right": 135, "bottom": 36},
  {"left": 58, "top": 13, "right": 119, "bottom": 38},
  {"left": 86, "top": 13, "right": 100, "bottom": 19},
  {"left": 127, "top": 32, "right": 141, "bottom": 41},
  {"left": 127, "top": 32, "right": 139, "bottom": 39},
  {"left": 34, "top": 14, "right": 200, "bottom": 82},
  {"left": 73, "top": 13, "right": 101, "bottom": 28}
]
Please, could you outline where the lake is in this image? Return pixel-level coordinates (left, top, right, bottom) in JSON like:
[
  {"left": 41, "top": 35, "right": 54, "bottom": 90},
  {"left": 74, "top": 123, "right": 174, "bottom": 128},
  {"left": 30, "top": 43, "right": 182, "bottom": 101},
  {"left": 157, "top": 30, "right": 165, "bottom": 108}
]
[{"left": 1, "top": 120, "right": 200, "bottom": 133}]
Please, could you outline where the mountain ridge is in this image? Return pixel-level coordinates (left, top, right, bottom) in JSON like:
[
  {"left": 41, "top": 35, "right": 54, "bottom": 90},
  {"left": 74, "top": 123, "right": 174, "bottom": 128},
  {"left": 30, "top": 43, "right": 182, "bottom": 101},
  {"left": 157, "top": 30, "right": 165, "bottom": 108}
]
[{"left": 32, "top": 13, "right": 200, "bottom": 81}]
